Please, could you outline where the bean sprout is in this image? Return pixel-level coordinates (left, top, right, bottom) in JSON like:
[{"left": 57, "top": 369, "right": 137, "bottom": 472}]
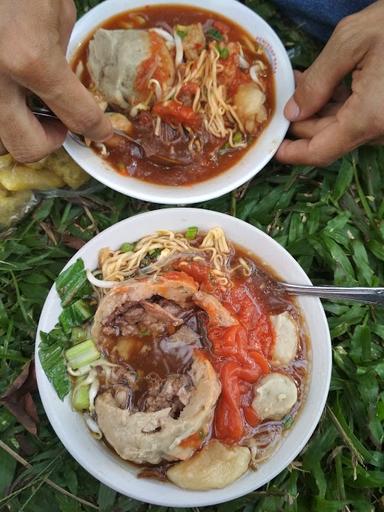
[
  {"left": 174, "top": 31, "right": 184, "bottom": 67},
  {"left": 84, "top": 413, "right": 102, "bottom": 439},
  {"left": 149, "top": 27, "right": 175, "bottom": 45}
]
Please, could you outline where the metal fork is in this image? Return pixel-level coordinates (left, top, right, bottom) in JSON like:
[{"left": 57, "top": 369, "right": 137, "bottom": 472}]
[
  {"left": 30, "top": 104, "right": 185, "bottom": 167},
  {"left": 281, "top": 283, "right": 384, "bottom": 305}
]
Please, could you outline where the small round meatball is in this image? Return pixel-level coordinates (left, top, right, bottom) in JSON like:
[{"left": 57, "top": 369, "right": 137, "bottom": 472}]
[{"left": 251, "top": 373, "right": 297, "bottom": 421}]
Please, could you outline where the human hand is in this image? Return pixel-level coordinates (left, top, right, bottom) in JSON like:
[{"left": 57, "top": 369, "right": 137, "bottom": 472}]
[
  {"left": 276, "top": 0, "right": 384, "bottom": 167},
  {"left": 0, "top": 0, "right": 112, "bottom": 162}
]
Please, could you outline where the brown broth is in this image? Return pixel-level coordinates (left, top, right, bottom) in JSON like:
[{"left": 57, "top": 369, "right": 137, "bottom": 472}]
[{"left": 72, "top": 5, "right": 275, "bottom": 186}]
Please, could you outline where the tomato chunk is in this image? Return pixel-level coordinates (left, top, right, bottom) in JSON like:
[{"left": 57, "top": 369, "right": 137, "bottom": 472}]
[{"left": 153, "top": 100, "right": 202, "bottom": 129}]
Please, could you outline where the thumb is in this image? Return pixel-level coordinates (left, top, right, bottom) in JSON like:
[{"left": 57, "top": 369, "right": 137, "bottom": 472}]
[{"left": 285, "top": 18, "right": 364, "bottom": 121}]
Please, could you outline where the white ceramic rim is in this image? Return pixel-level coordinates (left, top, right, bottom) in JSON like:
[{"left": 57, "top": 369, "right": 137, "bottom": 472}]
[
  {"left": 64, "top": 0, "right": 294, "bottom": 204},
  {"left": 35, "top": 208, "right": 332, "bottom": 507}
]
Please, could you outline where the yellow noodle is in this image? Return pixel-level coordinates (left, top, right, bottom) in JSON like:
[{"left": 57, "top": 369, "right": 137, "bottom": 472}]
[{"left": 99, "top": 227, "right": 232, "bottom": 284}]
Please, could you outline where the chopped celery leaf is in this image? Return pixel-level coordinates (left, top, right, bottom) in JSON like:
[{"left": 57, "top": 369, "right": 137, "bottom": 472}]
[
  {"left": 71, "top": 326, "right": 89, "bottom": 344},
  {"left": 39, "top": 329, "right": 71, "bottom": 400},
  {"left": 56, "top": 258, "right": 92, "bottom": 307},
  {"left": 65, "top": 339, "right": 100, "bottom": 369},
  {"left": 72, "top": 382, "right": 90, "bottom": 411},
  {"left": 59, "top": 299, "right": 94, "bottom": 335}
]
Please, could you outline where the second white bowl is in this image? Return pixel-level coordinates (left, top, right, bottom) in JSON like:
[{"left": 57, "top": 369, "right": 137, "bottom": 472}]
[{"left": 64, "top": 0, "right": 294, "bottom": 204}]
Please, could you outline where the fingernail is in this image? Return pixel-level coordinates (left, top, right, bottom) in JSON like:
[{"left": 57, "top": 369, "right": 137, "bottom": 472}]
[{"left": 285, "top": 98, "right": 300, "bottom": 121}]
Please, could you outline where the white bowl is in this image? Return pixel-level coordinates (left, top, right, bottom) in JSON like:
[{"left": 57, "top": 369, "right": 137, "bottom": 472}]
[
  {"left": 35, "top": 208, "right": 331, "bottom": 507},
  {"left": 64, "top": 0, "right": 294, "bottom": 204}
]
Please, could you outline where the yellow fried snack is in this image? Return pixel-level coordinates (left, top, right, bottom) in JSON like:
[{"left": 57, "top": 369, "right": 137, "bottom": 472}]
[
  {"left": 0, "top": 165, "right": 65, "bottom": 191},
  {"left": 0, "top": 148, "right": 89, "bottom": 192},
  {"left": 44, "top": 148, "right": 90, "bottom": 189},
  {"left": 0, "top": 148, "right": 90, "bottom": 227},
  {"left": 0, "top": 154, "right": 13, "bottom": 170},
  {"left": 0, "top": 190, "right": 34, "bottom": 227}
]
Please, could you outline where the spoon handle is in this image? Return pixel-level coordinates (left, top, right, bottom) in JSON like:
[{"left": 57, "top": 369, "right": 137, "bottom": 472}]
[
  {"left": 31, "top": 106, "right": 88, "bottom": 146},
  {"left": 283, "top": 283, "right": 384, "bottom": 305}
]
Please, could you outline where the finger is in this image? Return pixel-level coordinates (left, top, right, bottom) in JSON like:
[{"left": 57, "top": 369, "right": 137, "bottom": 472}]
[
  {"left": 332, "top": 83, "right": 351, "bottom": 103},
  {"left": 369, "top": 136, "right": 384, "bottom": 145},
  {"left": 0, "top": 139, "right": 6, "bottom": 155},
  {"left": 0, "top": 86, "right": 67, "bottom": 162},
  {"left": 58, "top": 0, "right": 77, "bottom": 50},
  {"left": 318, "top": 101, "right": 344, "bottom": 117},
  {"left": 289, "top": 116, "right": 336, "bottom": 139},
  {"left": 284, "top": 20, "right": 366, "bottom": 121},
  {"left": 276, "top": 115, "right": 365, "bottom": 167},
  {"left": 12, "top": 48, "right": 112, "bottom": 142}
]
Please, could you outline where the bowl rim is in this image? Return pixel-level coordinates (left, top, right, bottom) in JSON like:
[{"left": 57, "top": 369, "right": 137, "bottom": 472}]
[
  {"left": 64, "top": 0, "right": 294, "bottom": 204},
  {"left": 35, "top": 208, "right": 332, "bottom": 507}
]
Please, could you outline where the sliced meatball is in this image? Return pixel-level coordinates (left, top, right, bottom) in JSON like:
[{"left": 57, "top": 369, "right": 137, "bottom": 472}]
[
  {"left": 233, "top": 82, "right": 267, "bottom": 134},
  {"left": 251, "top": 373, "right": 297, "bottom": 421},
  {"left": 270, "top": 312, "right": 299, "bottom": 366},
  {"left": 88, "top": 28, "right": 175, "bottom": 109}
]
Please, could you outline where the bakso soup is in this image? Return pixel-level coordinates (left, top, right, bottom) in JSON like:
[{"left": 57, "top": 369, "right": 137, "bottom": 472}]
[
  {"left": 72, "top": 5, "right": 275, "bottom": 185},
  {"left": 40, "top": 227, "right": 309, "bottom": 490}
]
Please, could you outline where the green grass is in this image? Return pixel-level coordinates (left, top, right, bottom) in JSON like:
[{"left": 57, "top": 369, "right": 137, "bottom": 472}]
[{"left": 1, "top": 1, "right": 384, "bottom": 510}]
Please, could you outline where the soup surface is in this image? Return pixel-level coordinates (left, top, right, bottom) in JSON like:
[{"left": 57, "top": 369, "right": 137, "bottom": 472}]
[
  {"left": 42, "top": 227, "right": 309, "bottom": 490},
  {"left": 73, "top": 5, "right": 275, "bottom": 185}
]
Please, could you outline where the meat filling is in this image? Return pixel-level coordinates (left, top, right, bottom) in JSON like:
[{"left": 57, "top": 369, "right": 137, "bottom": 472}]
[
  {"left": 138, "top": 373, "right": 193, "bottom": 418},
  {"left": 101, "top": 297, "right": 186, "bottom": 338}
]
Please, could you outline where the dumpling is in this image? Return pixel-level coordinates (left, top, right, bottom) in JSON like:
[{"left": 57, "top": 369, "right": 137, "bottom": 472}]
[
  {"left": 94, "top": 353, "right": 221, "bottom": 464},
  {"left": 88, "top": 29, "right": 175, "bottom": 109},
  {"left": 167, "top": 440, "right": 250, "bottom": 490}
]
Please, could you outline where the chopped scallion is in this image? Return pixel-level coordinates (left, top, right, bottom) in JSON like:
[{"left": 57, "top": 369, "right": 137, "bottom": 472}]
[
  {"left": 185, "top": 226, "right": 198, "bottom": 240},
  {"left": 120, "top": 242, "right": 135, "bottom": 253},
  {"left": 177, "top": 29, "right": 188, "bottom": 39},
  {"left": 233, "top": 131, "right": 243, "bottom": 144},
  {"left": 149, "top": 248, "right": 161, "bottom": 258},
  {"left": 206, "top": 28, "right": 223, "bottom": 41},
  {"left": 283, "top": 415, "right": 294, "bottom": 429},
  {"left": 65, "top": 339, "right": 100, "bottom": 369},
  {"left": 216, "top": 45, "right": 229, "bottom": 59}
]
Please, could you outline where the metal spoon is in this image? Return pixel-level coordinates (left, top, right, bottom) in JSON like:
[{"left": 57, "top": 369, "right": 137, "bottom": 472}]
[
  {"left": 30, "top": 104, "right": 186, "bottom": 167},
  {"left": 281, "top": 282, "right": 384, "bottom": 306}
]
